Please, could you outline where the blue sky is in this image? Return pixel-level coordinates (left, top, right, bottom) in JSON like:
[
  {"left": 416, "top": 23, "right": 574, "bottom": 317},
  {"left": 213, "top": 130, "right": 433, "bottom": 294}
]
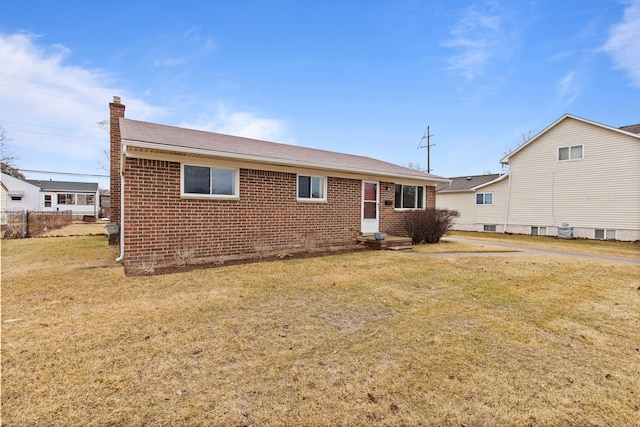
[{"left": 1, "top": 1, "right": 639, "bottom": 189}]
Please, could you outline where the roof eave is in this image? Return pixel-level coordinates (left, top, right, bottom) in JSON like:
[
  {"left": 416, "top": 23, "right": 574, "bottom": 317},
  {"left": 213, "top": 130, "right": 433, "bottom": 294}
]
[{"left": 123, "top": 139, "right": 451, "bottom": 184}]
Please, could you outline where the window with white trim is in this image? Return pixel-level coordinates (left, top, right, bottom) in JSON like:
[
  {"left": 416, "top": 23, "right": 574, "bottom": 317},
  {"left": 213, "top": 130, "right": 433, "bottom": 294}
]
[
  {"left": 558, "top": 145, "right": 583, "bottom": 161},
  {"left": 297, "top": 175, "right": 326, "bottom": 201},
  {"left": 182, "top": 164, "right": 238, "bottom": 197},
  {"left": 394, "top": 184, "right": 424, "bottom": 209},
  {"left": 483, "top": 224, "right": 497, "bottom": 232},
  {"left": 531, "top": 226, "right": 547, "bottom": 236},
  {"left": 594, "top": 229, "right": 615, "bottom": 240},
  {"left": 476, "top": 192, "right": 493, "bottom": 205},
  {"left": 58, "top": 193, "right": 76, "bottom": 205}
]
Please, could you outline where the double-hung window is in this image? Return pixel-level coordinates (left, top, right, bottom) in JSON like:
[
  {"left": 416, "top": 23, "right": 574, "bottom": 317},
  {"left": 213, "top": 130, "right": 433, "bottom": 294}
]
[
  {"left": 297, "top": 175, "right": 326, "bottom": 201},
  {"left": 476, "top": 192, "right": 493, "bottom": 205},
  {"left": 394, "top": 184, "right": 424, "bottom": 209},
  {"left": 182, "top": 164, "right": 238, "bottom": 198},
  {"left": 558, "top": 145, "right": 583, "bottom": 161}
]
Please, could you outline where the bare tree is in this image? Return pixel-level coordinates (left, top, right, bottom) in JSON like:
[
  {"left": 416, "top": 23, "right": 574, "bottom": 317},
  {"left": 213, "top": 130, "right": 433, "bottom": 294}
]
[
  {"left": 0, "top": 123, "right": 24, "bottom": 179},
  {"left": 96, "top": 120, "right": 110, "bottom": 173},
  {"left": 405, "top": 161, "right": 426, "bottom": 172},
  {"left": 503, "top": 130, "right": 534, "bottom": 157}
]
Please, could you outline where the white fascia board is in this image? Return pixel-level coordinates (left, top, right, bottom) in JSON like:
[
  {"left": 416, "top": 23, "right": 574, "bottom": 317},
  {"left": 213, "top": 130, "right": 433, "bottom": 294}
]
[
  {"left": 472, "top": 173, "right": 508, "bottom": 190},
  {"left": 123, "top": 139, "right": 451, "bottom": 185}
]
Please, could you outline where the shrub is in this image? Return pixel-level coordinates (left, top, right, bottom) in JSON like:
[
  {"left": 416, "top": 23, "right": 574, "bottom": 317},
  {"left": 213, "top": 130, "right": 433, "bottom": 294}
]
[{"left": 402, "top": 208, "right": 460, "bottom": 244}]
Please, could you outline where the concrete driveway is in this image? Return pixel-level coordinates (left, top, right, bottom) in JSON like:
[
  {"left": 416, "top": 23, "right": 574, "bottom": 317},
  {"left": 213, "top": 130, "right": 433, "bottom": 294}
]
[{"left": 419, "top": 236, "right": 640, "bottom": 266}]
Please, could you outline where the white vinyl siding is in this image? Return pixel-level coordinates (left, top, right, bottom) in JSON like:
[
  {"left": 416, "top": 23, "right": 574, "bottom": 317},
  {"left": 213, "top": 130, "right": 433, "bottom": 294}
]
[
  {"left": 505, "top": 117, "right": 640, "bottom": 232},
  {"left": 436, "top": 192, "right": 477, "bottom": 230}
]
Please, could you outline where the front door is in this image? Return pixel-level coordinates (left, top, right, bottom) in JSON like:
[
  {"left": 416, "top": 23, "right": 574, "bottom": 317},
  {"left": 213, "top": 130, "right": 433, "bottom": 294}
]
[{"left": 361, "top": 181, "right": 380, "bottom": 233}]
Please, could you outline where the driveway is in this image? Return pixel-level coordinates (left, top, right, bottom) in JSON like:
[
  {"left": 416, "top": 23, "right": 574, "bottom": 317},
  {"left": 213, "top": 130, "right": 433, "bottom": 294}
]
[{"left": 417, "top": 237, "right": 640, "bottom": 266}]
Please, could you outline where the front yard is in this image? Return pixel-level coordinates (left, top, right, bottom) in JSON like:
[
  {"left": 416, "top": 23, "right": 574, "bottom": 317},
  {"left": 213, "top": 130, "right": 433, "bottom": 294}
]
[{"left": 1, "top": 235, "right": 639, "bottom": 426}]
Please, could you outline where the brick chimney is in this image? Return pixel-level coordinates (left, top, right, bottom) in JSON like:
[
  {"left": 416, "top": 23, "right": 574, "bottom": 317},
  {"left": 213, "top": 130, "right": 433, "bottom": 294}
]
[{"left": 109, "top": 96, "right": 125, "bottom": 245}]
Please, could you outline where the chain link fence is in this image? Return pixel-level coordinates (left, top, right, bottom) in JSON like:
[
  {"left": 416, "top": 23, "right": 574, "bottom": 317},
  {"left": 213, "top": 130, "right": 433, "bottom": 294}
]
[{"left": 1, "top": 210, "right": 72, "bottom": 238}]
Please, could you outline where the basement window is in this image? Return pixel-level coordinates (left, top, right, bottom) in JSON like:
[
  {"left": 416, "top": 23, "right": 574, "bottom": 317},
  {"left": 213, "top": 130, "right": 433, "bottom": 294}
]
[
  {"left": 531, "top": 226, "right": 547, "bottom": 236},
  {"left": 483, "top": 224, "right": 497, "bottom": 232},
  {"left": 182, "top": 164, "right": 239, "bottom": 198},
  {"left": 594, "top": 229, "right": 616, "bottom": 240}
]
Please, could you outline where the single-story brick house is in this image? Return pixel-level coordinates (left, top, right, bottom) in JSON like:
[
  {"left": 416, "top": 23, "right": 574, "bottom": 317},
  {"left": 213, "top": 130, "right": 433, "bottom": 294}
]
[{"left": 109, "top": 97, "right": 449, "bottom": 274}]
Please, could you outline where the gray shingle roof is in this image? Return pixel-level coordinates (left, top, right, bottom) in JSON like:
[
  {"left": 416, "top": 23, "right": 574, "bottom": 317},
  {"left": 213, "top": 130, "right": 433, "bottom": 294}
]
[
  {"left": 27, "top": 180, "right": 99, "bottom": 193},
  {"left": 620, "top": 124, "right": 640, "bottom": 134},
  {"left": 120, "top": 118, "right": 449, "bottom": 183},
  {"left": 436, "top": 174, "right": 503, "bottom": 192}
]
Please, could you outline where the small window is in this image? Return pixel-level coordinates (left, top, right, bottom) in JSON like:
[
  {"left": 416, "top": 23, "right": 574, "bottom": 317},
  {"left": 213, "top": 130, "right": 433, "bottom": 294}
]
[
  {"left": 297, "top": 175, "right": 326, "bottom": 201},
  {"left": 531, "top": 226, "right": 547, "bottom": 236},
  {"left": 558, "top": 145, "right": 583, "bottom": 161},
  {"left": 183, "top": 164, "right": 238, "bottom": 198},
  {"left": 476, "top": 192, "right": 493, "bottom": 205},
  {"left": 44, "top": 195, "right": 52, "bottom": 207},
  {"left": 10, "top": 196, "right": 22, "bottom": 201},
  {"left": 594, "top": 229, "right": 616, "bottom": 240},
  {"left": 483, "top": 224, "right": 497, "bottom": 232},
  {"left": 394, "top": 184, "right": 424, "bottom": 209}
]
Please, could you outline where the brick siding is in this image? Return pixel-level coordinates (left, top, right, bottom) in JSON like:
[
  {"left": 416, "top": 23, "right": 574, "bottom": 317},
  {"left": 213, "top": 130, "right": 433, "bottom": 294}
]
[
  {"left": 122, "top": 158, "right": 365, "bottom": 274},
  {"left": 379, "top": 183, "right": 436, "bottom": 236},
  {"left": 121, "top": 158, "right": 438, "bottom": 274}
]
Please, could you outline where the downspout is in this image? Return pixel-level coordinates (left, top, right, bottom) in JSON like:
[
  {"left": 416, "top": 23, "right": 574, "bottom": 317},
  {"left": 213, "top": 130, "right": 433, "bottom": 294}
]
[
  {"left": 503, "top": 170, "right": 512, "bottom": 233},
  {"left": 115, "top": 145, "right": 125, "bottom": 262}
]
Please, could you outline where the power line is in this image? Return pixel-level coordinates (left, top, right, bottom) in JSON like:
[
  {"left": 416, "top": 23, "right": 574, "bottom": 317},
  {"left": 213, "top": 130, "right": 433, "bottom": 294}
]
[{"left": 21, "top": 169, "right": 109, "bottom": 178}]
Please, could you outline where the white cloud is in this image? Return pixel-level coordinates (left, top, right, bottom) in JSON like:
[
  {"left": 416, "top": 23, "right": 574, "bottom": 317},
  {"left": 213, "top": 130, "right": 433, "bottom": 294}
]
[
  {"left": 443, "top": 4, "right": 515, "bottom": 80},
  {"left": 603, "top": 0, "right": 640, "bottom": 87},
  {"left": 556, "top": 70, "right": 581, "bottom": 106},
  {"left": 180, "top": 104, "right": 289, "bottom": 143},
  {"left": 0, "top": 33, "right": 158, "bottom": 187}
]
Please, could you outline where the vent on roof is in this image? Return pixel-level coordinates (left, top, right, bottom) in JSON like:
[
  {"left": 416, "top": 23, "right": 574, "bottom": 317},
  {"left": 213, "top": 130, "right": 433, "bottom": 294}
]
[{"left": 466, "top": 177, "right": 472, "bottom": 180}]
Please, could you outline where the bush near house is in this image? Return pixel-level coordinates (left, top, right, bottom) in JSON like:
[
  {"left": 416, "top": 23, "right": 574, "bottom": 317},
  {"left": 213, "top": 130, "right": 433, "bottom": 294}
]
[{"left": 403, "top": 208, "right": 459, "bottom": 244}]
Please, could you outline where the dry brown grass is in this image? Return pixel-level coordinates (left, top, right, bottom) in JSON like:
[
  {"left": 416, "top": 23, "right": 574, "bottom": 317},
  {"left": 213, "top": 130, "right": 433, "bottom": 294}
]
[
  {"left": 2, "top": 236, "right": 640, "bottom": 426},
  {"left": 412, "top": 238, "right": 517, "bottom": 254},
  {"left": 38, "top": 221, "right": 108, "bottom": 237},
  {"left": 452, "top": 231, "right": 640, "bottom": 259}
]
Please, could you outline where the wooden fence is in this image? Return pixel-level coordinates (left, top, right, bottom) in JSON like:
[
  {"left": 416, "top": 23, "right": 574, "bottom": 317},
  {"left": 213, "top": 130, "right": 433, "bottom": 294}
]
[{"left": 1, "top": 210, "right": 72, "bottom": 238}]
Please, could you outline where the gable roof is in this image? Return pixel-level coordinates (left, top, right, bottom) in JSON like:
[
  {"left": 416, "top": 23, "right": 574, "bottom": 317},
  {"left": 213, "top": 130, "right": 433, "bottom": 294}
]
[
  {"left": 500, "top": 114, "right": 640, "bottom": 164},
  {"left": 120, "top": 118, "right": 450, "bottom": 183},
  {"left": 437, "top": 173, "right": 505, "bottom": 193},
  {"left": 27, "top": 179, "right": 99, "bottom": 193}
]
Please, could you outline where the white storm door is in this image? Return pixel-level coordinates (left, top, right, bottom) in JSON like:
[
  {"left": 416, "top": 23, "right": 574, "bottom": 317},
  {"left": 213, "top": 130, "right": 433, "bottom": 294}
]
[{"left": 361, "top": 180, "right": 380, "bottom": 233}]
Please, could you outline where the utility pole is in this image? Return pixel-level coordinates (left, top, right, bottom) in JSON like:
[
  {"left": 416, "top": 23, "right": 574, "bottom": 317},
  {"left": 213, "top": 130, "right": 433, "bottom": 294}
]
[{"left": 417, "top": 125, "right": 435, "bottom": 173}]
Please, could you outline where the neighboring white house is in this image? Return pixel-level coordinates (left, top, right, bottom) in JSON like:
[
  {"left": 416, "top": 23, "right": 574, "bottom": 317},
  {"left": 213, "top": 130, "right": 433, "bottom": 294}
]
[
  {"left": 437, "top": 114, "right": 640, "bottom": 241},
  {"left": 26, "top": 179, "right": 100, "bottom": 217},
  {"left": 1, "top": 173, "right": 100, "bottom": 218},
  {"left": 0, "top": 173, "right": 41, "bottom": 211}
]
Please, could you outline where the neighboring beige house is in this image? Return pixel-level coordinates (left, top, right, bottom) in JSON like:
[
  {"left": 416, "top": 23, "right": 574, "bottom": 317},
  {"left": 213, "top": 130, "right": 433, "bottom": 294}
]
[{"left": 437, "top": 114, "right": 640, "bottom": 241}]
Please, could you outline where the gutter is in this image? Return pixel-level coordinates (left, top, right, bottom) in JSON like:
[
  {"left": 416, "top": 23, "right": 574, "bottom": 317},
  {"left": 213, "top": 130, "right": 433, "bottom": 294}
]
[
  {"left": 503, "top": 171, "right": 512, "bottom": 233},
  {"left": 115, "top": 147, "right": 125, "bottom": 262}
]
